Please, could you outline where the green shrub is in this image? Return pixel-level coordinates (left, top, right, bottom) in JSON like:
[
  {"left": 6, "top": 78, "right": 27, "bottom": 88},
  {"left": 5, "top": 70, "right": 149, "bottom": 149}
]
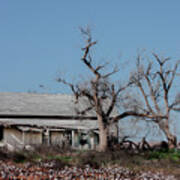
[{"left": 146, "top": 149, "right": 180, "bottom": 161}]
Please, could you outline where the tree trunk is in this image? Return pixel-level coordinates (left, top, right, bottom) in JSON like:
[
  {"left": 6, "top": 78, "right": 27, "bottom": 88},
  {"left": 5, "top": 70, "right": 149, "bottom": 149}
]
[
  {"left": 97, "top": 115, "right": 108, "bottom": 152},
  {"left": 162, "top": 124, "right": 177, "bottom": 149},
  {"left": 166, "top": 131, "right": 177, "bottom": 149}
]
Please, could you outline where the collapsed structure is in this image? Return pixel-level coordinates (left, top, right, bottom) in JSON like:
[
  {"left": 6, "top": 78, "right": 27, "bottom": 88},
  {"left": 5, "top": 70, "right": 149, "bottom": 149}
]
[{"left": 0, "top": 92, "right": 118, "bottom": 150}]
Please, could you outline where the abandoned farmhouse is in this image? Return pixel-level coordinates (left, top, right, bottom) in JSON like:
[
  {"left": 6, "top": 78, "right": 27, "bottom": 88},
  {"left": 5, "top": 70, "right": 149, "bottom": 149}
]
[{"left": 0, "top": 92, "right": 118, "bottom": 150}]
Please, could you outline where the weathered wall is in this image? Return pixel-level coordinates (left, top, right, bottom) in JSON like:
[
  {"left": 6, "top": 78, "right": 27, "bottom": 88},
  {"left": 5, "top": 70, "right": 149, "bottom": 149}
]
[
  {"left": 3, "top": 128, "right": 42, "bottom": 147},
  {"left": 50, "top": 131, "right": 65, "bottom": 146},
  {"left": 3, "top": 127, "right": 99, "bottom": 150},
  {"left": 24, "top": 131, "right": 42, "bottom": 145},
  {"left": 4, "top": 128, "right": 23, "bottom": 148}
]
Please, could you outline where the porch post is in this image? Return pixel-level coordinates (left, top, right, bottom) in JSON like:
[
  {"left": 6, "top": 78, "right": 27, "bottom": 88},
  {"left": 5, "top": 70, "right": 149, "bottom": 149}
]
[
  {"left": 22, "top": 131, "right": 25, "bottom": 144},
  {"left": 71, "top": 130, "right": 75, "bottom": 148},
  {"left": 46, "top": 129, "right": 50, "bottom": 145},
  {"left": 90, "top": 137, "right": 95, "bottom": 150}
]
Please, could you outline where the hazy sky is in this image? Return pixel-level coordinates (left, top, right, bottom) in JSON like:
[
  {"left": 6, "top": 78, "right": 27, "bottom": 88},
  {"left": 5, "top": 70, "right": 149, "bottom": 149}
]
[{"left": 0, "top": 1, "right": 180, "bottom": 93}]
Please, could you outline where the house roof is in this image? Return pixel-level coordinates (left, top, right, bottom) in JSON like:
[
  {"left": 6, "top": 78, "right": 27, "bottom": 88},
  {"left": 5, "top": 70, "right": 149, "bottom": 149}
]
[
  {"left": 0, "top": 92, "right": 96, "bottom": 116},
  {"left": 0, "top": 92, "right": 118, "bottom": 130},
  {"left": 0, "top": 118, "right": 98, "bottom": 130}
]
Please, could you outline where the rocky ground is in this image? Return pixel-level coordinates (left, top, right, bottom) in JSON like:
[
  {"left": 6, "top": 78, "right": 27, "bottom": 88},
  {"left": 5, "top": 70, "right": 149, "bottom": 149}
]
[{"left": 0, "top": 160, "right": 177, "bottom": 180}]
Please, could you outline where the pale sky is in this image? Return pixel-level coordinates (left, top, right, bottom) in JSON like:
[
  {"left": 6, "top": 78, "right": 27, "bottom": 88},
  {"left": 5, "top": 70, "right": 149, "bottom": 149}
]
[{"left": 0, "top": 0, "right": 180, "bottom": 93}]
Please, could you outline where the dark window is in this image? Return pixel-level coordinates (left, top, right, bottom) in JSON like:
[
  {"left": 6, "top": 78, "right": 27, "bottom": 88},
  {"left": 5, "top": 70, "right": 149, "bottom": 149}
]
[{"left": 0, "top": 126, "right": 3, "bottom": 141}]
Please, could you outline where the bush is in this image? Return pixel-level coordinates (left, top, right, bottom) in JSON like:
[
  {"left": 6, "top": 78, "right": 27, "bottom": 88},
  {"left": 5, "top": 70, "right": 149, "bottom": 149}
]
[
  {"left": 73, "top": 150, "right": 142, "bottom": 168},
  {"left": 0, "top": 149, "right": 8, "bottom": 160},
  {"left": 12, "top": 152, "right": 27, "bottom": 163},
  {"left": 145, "top": 149, "right": 180, "bottom": 161}
]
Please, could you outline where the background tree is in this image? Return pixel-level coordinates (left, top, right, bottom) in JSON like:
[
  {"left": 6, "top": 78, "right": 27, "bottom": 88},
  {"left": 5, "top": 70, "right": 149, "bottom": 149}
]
[{"left": 129, "top": 54, "right": 180, "bottom": 148}]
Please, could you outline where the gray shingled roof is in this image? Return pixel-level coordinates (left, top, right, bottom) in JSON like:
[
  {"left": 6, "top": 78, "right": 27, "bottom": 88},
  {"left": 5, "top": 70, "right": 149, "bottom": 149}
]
[
  {"left": 0, "top": 92, "right": 118, "bottom": 116},
  {"left": 0, "top": 92, "right": 96, "bottom": 116},
  {"left": 0, "top": 92, "right": 118, "bottom": 130},
  {"left": 0, "top": 92, "right": 98, "bottom": 129},
  {"left": 0, "top": 118, "right": 98, "bottom": 130}
]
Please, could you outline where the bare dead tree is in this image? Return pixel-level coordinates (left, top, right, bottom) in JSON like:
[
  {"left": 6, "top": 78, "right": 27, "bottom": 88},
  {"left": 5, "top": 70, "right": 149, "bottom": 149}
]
[
  {"left": 129, "top": 54, "right": 180, "bottom": 148},
  {"left": 57, "top": 28, "right": 166, "bottom": 152},
  {"left": 57, "top": 28, "right": 124, "bottom": 151}
]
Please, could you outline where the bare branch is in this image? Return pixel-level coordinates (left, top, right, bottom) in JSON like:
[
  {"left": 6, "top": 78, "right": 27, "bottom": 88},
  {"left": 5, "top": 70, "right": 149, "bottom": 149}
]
[
  {"left": 169, "top": 93, "right": 180, "bottom": 110},
  {"left": 102, "top": 66, "right": 119, "bottom": 78},
  {"left": 79, "top": 26, "right": 91, "bottom": 42},
  {"left": 146, "top": 62, "right": 153, "bottom": 76},
  {"left": 156, "top": 71, "right": 169, "bottom": 114},
  {"left": 172, "top": 108, "right": 180, "bottom": 112},
  {"left": 80, "top": 89, "right": 94, "bottom": 102},
  {"left": 138, "top": 81, "right": 154, "bottom": 114},
  {"left": 153, "top": 53, "right": 170, "bottom": 66},
  {"left": 112, "top": 111, "right": 167, "bottom": 123},
  {"left": 95, "top": 62, "right": 109, "bottom": 72},
  {"left": 75, "top": 106, "right": 94, "bottom": 115},
  {"left": 144, "top": 71, "right": 161, "bottom": 113},
  {"left": 56, "top": 77, "right": 79, "bottom": 101},
  {"left": 167, "top": 63, "right": 178, "bottom": 91},
  {"left": 106, "top": 84, "right": 116, "bottom": 117},
  {"left": 81, "top": 42, "right": 100, "bottom": 78}
]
